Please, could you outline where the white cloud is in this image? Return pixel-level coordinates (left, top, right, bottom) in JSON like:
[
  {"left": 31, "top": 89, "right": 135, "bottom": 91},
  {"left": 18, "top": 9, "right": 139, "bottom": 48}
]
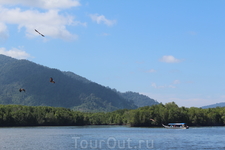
[
  {"left": 0, "top": 47, "right": 31, "bottom": 59},
  {"left": 175, "top": 98, "right": 214, "bottom": 108},
  {"left": 160, "top": 55, "right": 181, "bottom": 63},
  {"left": 173, "top": 80, "right": 180, "bottom": 84},
  {"left": 189, "top": 31, "right": 197, "bottom": 36},
  {"left": 0, "top": 22, "right": 8, "bottom": 40},
  {"left": 142, "top": 92, "right": 225, "bottom": 108},
  {"left": 136, "top": 61, "right": 144, "bottom": 64},
  {"left": 151, "top": 82, "right": 177, "bottom": 89},
  {"left": 151, "top": 83, "right": 157, "bottom": 88},
  {"left": 0, "top": 7, "right": 85, "bottom": 40},
  {"left": 151, "top": 83, "right": 167, "bottom": 89},
  {"left": 0, "top": 0, "right": 81, "bottom": 9},
  {"left": 148, "top": 69, "right": 156, "bottom": 73},
  {"left": 102, "top": 33, "right": 110, "bottom": 36},
  {"left": 168, "top": 85, "right": 176, "bottom": 88},
  {"left": 89, "top": 14, "right": 116, "bottom": 26},
  {"left": 98, "top": 33, "right": 110, "bottom": 36}
]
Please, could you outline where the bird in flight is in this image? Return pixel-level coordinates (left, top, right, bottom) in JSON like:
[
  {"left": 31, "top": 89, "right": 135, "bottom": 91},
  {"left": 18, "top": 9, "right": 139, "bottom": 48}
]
[
  {"left": 19, "top": 88, "right": 25, "bottom": 92},
  {"left": 35, "top": 29, "right": 45, "bottom": 37},
  {"left": 50, "top": 77, "right": 55, "bottom": 83},
  {"left": 150, "top": 118, "right": 155, "bottom": 122}
]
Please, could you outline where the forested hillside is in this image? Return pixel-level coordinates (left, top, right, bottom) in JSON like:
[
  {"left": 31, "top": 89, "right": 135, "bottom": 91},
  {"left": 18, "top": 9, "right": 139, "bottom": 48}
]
[
  {"left": 201, "top": 102, "right": 225, "bottom": 109},
  {"left": 118, "top": 91, "right": 159, "bottom": 107},
  {"left": 0, "top": 54, "right": 137, "bottom": 112}
]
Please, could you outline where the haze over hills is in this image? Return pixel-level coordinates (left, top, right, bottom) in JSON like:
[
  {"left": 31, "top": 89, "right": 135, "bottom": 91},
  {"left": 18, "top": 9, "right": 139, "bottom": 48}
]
[
  {"left": 115, "top": 90, "right": 159, "bottom": 107},
  {"left": 201, "top": 102, "right": 225, "bottom": 109},
  {"left": 0, "top": 54, "right": 158, "bottom": 112}
]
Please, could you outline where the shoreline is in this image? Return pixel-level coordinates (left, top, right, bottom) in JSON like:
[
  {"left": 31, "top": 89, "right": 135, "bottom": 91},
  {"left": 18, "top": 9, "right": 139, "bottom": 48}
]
[{"left": 0, "top": 124, "right": 224, "bottom": 128}]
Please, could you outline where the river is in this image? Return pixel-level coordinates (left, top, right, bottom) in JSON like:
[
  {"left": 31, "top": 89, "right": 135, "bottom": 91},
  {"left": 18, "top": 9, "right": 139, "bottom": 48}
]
[{"left": 0, "top": 125, "right": 224, "bottom": 150}]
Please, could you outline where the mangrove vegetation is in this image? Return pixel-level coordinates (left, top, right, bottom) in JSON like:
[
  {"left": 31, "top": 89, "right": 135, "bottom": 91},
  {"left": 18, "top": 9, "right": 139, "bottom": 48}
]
[{"left": 0, "top": 102, "right": 225, "bottom": 127}]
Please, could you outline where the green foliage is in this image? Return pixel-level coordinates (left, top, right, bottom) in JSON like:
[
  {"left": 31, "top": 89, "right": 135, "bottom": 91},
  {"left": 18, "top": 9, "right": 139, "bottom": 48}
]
[
  {"left": 71, "top": 93, "right": 118, "bottom": 112},
  {"left": 0, "top": 103, "right": 225, "bottom": 127},
  {"left": 0, "top": 104, "right": 86, "bottom": 126},
  {"left": 0, "top": 54, "right": 137, "bottom": 112}
]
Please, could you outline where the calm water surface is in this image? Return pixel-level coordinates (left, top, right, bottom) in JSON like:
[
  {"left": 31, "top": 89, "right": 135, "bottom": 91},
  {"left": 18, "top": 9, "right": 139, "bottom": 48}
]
[{"left": 0, "top": 125, "right": 224, "bottom": 150}]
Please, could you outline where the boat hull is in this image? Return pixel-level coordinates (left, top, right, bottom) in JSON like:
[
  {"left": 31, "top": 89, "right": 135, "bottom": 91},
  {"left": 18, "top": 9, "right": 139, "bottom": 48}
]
[{"left": 162, "top": 124, "right": 189, "bottom": 129}]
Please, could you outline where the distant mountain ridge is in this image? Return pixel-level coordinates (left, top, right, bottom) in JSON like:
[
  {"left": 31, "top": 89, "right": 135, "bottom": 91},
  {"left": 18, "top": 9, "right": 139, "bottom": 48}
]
[
  {"left": 201, "top": 102, "right": 225, "bottom": 109},
  {"left": 116, "top": 91, "right": 159, "bottom": 107},
  {"left": 0, "top": 54, "right": 158, "bottom": 112}
]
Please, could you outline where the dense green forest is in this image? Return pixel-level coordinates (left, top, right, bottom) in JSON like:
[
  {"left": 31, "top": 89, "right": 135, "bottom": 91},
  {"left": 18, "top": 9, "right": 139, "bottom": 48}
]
[
  {"left": 0, "top": 54, "right": 139, "bottom": 112},
  {"left": 1, "top": 102, "right": 225, "bottom": 127},
  {"left": 0, "top": 54, "right": 159, "bottom": 112}
]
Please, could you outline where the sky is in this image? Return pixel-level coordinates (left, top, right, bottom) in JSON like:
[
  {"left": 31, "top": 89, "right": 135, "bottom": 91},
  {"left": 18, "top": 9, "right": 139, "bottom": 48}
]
[{"left": 0, "top": 0, "right": 225, "bottom": 107}]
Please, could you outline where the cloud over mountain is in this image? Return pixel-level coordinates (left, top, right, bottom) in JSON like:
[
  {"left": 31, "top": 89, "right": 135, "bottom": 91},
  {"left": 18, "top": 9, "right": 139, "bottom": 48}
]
[{"left": 0, "top": 47, "right": 31, "bottom": 59}]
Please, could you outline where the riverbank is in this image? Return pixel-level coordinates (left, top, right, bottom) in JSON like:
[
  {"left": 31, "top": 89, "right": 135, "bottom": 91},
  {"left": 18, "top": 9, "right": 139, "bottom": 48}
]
[{"left": 0, "top": 103, "right": 225, "bottom": 127}]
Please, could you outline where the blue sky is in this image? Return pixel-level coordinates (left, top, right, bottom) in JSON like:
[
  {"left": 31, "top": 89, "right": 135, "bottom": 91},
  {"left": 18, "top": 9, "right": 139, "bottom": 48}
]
[{"left": 1, "top": 0, "right": 225, "bottom": 107}]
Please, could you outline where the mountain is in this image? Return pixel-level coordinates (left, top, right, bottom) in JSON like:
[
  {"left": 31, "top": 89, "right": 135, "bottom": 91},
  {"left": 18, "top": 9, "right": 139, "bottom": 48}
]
[
  {"left": 0, "top": 54, "right": 137, "bottom": 112},
  {"left": 201, "top": 102, "right": 225, "bottom": 109},
  {"left": 117, "top": 91, "right": 159, "bottom": 107}
]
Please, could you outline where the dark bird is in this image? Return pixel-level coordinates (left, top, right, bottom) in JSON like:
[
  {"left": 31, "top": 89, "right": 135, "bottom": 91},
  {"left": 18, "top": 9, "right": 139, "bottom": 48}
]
[
  {"left": 50, "top": 77, "right": 55, "bottom": 83},
  {"left": 35, "top": 29, "right": 45, "bottom": 37},
  {"left": 19, "top": 88, "right": 25, "bottom": 92}
]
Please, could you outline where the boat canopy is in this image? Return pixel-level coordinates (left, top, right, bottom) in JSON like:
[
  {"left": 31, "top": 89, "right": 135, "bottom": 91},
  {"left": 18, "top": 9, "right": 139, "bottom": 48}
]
[{"left": 168, "top": 123, "right": 186, "bottom": 125}]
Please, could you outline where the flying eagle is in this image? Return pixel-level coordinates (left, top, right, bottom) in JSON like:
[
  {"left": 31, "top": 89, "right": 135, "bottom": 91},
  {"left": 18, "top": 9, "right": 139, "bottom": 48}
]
[
  {"left": 50, "top": 77, "right": 55, "bottom": 83},
  {"left": 35, "top": 29, "right": 45, "bottom": 37},
  {"left": 19, "top": 88, "right": 25, "bottom": 92}
]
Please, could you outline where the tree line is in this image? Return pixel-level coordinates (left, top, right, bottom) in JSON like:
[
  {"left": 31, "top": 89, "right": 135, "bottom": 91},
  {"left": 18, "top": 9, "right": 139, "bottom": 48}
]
[{"left": 0, "top": 102, "right": 225, "bottom": 127}]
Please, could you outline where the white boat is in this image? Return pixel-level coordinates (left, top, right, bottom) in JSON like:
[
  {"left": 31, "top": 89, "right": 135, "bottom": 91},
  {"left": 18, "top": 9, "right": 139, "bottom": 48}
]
[{"left": 162, "top": 123, "right": 189, "bottom": 129}]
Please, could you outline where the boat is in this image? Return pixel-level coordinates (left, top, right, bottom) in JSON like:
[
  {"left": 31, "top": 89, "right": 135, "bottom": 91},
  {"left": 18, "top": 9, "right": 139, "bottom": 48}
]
[{"left": 162, "top": 123, "right": 189, "bottom": 129}]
